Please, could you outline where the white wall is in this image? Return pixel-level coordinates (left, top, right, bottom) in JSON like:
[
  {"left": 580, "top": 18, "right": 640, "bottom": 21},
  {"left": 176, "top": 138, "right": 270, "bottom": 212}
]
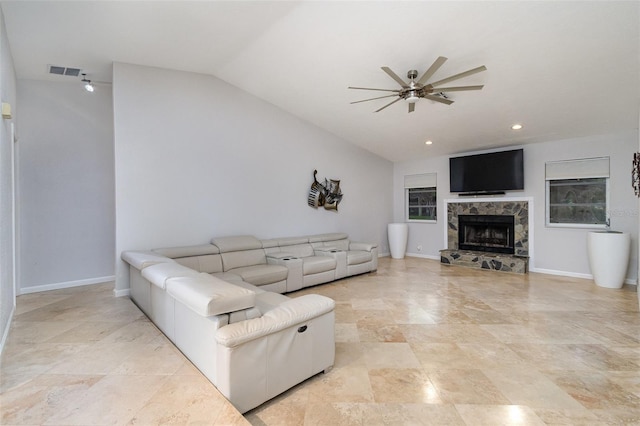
[
  {"left": 17, "top": 80, "right": 115, "bottom": 292},
  {"left": 0, "top": 6, "right": 17, "bottom": 351},
  {"left": 113, "top": 63, "right": 393, "bottom": 292},
  {"left": 394, "top": 132, "right": 639, "bottom": 283}
]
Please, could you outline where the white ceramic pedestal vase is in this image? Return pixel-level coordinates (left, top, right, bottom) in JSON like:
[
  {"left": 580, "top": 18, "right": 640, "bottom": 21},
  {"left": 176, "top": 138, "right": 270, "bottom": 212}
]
[
  {"left": 587, "top": 231, "right": 630, "bottom": 289},
  {"left": 388, "top": 223, "right": 409, "bottom": 259}
]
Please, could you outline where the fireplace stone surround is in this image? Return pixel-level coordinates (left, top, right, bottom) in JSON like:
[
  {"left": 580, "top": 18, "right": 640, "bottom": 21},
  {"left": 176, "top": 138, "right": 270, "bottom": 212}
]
[{"left": 440, "top": 199, "right": 530, "bottom": 273}]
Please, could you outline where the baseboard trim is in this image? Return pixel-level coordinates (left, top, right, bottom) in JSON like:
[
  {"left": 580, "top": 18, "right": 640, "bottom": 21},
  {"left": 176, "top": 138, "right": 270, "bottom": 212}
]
[
  {"left": 114, "top": 288, "right": 130, "bottom": 298},
  {"left": 529, "top": 267, "right": 637, "bottom": 286},
  {"left": 0, "top": 304, "right": 15, "bottom": 356},
  {"left": 406, "top": 253, "right": 440, "bottom": 260},
  {"left": 19, "top": 275, "right": 116, "bottom": 295},
  {"left": 381, "top": 253, "right": 440, "bottom": 260}
]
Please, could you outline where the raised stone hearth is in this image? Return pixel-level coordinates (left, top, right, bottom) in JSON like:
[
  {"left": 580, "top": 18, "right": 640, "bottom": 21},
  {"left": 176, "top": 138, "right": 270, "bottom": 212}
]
[{"left": 440, "top": 249, "right": 528, "bottom": 274}]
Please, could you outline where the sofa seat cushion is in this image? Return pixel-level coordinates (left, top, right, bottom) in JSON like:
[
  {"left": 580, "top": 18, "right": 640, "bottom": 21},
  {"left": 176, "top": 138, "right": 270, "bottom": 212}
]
[
  {"left": 212, "top": 271, "right": 244, "bottom": 285},
  {"left": 347, "top": 250, "right": 373, "bottom": 266},
  {"left": 230, "top": 264, "right": 288, "bottom": 286},
  {"left": 165, "top": 273, "right": 256, "bottom": 317},
  {"left": 228, "top": 279, "right": 266, "bottom": 294},
  {"left": 303, "top": 256, "right": 337, "bottom": 275}
]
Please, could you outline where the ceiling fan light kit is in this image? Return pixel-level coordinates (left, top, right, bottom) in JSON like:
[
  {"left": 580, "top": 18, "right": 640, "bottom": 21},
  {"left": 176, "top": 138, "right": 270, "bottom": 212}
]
[{"left": 349, "top": 56, "right": 486, "bottom": 113}]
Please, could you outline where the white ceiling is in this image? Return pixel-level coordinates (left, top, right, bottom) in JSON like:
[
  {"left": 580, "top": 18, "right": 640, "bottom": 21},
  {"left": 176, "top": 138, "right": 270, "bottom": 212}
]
[{"left": 1, "top": 1, "right": 638, "bottom": 162}]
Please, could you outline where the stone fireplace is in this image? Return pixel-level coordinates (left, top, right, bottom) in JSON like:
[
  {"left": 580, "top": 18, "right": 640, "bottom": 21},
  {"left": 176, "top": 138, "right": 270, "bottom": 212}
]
[{"left": 440, "top": 199, "right": 530, "bottom": 273}]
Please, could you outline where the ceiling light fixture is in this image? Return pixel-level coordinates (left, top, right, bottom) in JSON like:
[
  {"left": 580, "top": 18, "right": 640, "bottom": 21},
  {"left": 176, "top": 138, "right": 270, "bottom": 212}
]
[
  {"left": 405, "top": 91, "right": 420, "bottom": 104},
  {"left": 425, "top": 140, "right": 433, "bottom": 145},
  {"left": 511, "top": 123, "right": 523, "bottom": 130},
  {"left": 81, "top": 73, "right": 94, "bottom": 92}
]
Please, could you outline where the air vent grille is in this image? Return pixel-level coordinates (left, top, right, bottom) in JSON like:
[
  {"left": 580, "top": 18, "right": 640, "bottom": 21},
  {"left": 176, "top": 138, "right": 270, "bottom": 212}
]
[{"left": 48, "top": 65, "right": 82, "bottom": 77}]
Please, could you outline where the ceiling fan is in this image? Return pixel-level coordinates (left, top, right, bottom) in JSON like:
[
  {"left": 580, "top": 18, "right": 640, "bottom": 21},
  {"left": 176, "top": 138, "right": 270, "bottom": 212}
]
[{"left": 349, "top": 56, "right": 486, "bottom": 113}]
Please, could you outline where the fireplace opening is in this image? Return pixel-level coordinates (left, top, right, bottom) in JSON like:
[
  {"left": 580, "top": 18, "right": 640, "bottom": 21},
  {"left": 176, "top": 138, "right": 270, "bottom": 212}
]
[{"left": 458, "top": 215, "right": 515, "bottom": 254}]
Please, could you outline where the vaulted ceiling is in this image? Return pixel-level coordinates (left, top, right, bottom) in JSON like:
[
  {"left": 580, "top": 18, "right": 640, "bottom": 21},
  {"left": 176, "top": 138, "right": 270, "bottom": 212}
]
[{"left": 1, "top": 1, "right": 638, "bottom": 162}]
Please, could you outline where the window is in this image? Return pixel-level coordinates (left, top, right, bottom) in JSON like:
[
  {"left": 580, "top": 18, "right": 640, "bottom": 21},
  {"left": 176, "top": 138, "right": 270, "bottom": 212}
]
[
  {"left": 545, "top": 157, "right": 609, "bottom": 227},
  {"left": 408, "top": 187, "right": 437, "bottom": 220},
  {"left": 405, "top": 173, "right": 437, "bottom": 222}
]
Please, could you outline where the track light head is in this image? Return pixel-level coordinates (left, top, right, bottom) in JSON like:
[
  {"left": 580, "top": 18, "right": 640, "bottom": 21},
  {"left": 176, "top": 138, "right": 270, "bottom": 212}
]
[{"left": 81, "top": 73, "right": 94, "bottom": 92}]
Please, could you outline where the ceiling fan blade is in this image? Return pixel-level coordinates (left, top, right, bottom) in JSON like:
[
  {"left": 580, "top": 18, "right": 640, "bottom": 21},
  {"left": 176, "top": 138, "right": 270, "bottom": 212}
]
[
  {"left": 408, "top": 102, "right": 415, "bottom": 113},
  {"left": 348, "top": 86, "right": 401, "bottom": 92},
  {"left": 375, "top": 97, "right": 403, "bottom": 112},
  {"left": 351, "top": 94, "right": 399, "bottom": 104},
  {"left": 381, "top": 67, "right": 409, "bottom": 88},
  {"left": 417, "top": 56, "right": 448, "bottom": 85},
  {"left": 423, "top": 94, "right": 454, "bottom": 105},
  {"left": 429, "top": 65, "right": 487, "bottom": 88},
  {"left": 432, "top": 85, "right": 484, "bottom": 92}
]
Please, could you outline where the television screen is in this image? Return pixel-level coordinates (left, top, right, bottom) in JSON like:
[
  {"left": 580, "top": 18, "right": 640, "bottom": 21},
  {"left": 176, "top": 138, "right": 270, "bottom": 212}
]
[{"left": 449, "top": 149, "right": 524, "bottom": 193}]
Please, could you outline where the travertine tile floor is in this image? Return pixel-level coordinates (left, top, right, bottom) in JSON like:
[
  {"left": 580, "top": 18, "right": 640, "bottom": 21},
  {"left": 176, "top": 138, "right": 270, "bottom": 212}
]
[{"left": 2, "top": 257, "right": 639, "bottom": 425}]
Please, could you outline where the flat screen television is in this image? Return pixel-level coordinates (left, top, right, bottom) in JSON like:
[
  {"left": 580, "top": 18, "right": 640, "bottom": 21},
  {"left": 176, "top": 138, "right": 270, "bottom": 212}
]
[{"left": 449, "top": 149, "right": 524, "bottom": 194}]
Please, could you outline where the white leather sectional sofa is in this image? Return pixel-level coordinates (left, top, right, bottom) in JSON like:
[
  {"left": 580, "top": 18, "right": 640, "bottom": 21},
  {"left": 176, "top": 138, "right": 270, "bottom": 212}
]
[{"left": 121, "top": 233, "right": 377, "bottom": 413}]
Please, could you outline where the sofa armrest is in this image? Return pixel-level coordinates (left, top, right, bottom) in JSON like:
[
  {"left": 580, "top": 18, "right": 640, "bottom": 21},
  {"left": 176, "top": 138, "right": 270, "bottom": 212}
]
[
  {"left": 215, "top": 294, "right": 335, "bottom": 348},
  {"left": 266, "top": 256, "right": 303, "bottom": 292},
  {"left": 141, "top": 262, "right": 201, "bottom": 289},
  {"left": 349, "top": 242, "right": 377, "bottom": 252},
  {"left": 121, "top": 250, "right": 174, "bottom": 271},
  {"left": 166, "top": 273, "right": 256, "bottom": 317}
]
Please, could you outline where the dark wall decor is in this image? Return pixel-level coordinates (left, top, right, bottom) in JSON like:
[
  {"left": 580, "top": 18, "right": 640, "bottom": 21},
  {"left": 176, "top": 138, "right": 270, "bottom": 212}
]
[
  {"left": 633, "top": 152, "right": 640, "bottom": 197},
  {"left": 307, "top": 170, "right": 343, "bottom": 211}
]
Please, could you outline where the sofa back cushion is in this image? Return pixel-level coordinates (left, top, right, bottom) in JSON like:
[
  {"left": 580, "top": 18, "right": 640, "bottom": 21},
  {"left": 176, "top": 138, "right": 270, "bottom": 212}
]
[
  {"left": 309, "top": 233, "right": 350, "bottom": 251},
  {"left": 153, "top": 244, "right": 223, "bottom": 274},
  {"left": 308, "top": 233, "right": 349, "bottom": 243},
  {"left": 173, "top": 255, "right": 223, "bottom": 274},
  {"left": 271, "top": 237, "right": 312, "bottom": 258},
  {"left": 261, "top": 239, "right": 279, "bottom": 249},
  {"left": 285, "top": 243, "right": 314, "bottom": 258},
  {"left": 277, "top": 236, "right": 309, "bottom": 246},
  {"left": 221, "top": 249, "right": 267, "bottom": 272},
  {"left": 211, "top": 236, "right": 268, "bottom": 272},
  {"left": 212, "top": 235, "right": 263, "bottom": 252}
]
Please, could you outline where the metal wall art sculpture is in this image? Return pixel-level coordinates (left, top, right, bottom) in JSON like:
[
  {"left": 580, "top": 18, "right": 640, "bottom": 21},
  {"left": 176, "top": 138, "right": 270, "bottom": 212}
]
[
  {"left": 308, "top": 170, "right": 343, "bottom": 211},
  {"left": 633, "top": 152, "right": 640, "bottom": 197}
]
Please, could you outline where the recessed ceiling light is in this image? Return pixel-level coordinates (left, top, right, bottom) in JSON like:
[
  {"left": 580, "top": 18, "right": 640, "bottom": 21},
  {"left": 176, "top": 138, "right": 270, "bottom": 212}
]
[
  {"left": 425, "top": 140, "right": 433, "bottom": 145},
  {"left": 511, "top": 124, "right": 523, "bottom": 130}
]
